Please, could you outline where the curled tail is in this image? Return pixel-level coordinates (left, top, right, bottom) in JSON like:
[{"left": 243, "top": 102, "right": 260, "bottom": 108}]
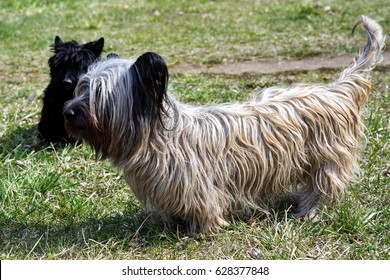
[
  {"left": 351, "top": 16, "right": 385, "bottom": 74},
  {"left": 334, "top": 16, "right": 386, "bottom": 109}
]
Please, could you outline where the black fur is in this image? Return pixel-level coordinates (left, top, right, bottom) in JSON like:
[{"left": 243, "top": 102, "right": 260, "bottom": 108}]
[
  {"left": 38, "top": 36, "right": 104, "bottom": 142},
  {"left": 130, "top": 52, "right": 170, "bottom": 130}
]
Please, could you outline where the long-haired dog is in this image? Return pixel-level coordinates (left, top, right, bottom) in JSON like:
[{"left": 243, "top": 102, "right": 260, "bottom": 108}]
[
  {"left": 64, "top": 16, "right": 385, "bottom": 233},
  {"left": 38, "top": 36, "right": 104, "bottom": 143}
]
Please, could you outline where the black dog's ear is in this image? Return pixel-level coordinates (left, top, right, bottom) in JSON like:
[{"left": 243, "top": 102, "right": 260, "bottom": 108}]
[
  {"left": 54, "top": 36, "right": 63, "bottom": 45},
  {"left": 52, "top": 36, "right": 64, "bottom": 52},
  {"left": 84, "top": 37, "right": 104, "bottom": 57},
  {"left": 107, "top": 53, "right": 120, "bottom": 59},
  {"left": 130, "top": 52, "right": 169, "bottom": 126}
]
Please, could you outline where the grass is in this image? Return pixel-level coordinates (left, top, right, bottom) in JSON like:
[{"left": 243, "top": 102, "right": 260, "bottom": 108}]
[{"left": 0, "top": 0, "right": 389, "bottom": 259}]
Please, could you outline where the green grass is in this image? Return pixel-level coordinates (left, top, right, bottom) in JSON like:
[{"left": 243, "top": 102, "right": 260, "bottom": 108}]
[{"left": 0, "top": 0, "right": 389, "bottom": 259}]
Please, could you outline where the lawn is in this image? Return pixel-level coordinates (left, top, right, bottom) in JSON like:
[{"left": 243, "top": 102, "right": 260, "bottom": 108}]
[{"left": 0, "top": 0, "right": 389, "bottom": 259}]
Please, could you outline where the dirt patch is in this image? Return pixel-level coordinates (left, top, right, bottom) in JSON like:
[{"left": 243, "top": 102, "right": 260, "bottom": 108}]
[{"left": 172, "top": 51, "right": 390, "bottom": 75}]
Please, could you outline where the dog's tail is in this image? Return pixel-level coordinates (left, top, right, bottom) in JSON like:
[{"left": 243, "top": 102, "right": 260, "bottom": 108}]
[{"left": 333, "top": 16, "right": 385, "bottom": 109}]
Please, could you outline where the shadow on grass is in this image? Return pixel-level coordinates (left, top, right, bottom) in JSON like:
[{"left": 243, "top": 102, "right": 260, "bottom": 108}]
[
  {"left": 0, "top": 125, "right": 39, "bottom": 158},
  {"left": 0, "top": 197, "right": 301, "bottom": 259},
  {"left": 0, "top": 204, "right": 185, "bottom": 259},
  {"left": 0, "top": 124, "right": 77, "bottom": 160}
]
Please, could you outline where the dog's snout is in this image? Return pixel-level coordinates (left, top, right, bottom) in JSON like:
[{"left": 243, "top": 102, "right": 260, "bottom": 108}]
[
  {"left": 63, "top": 108, "right": 76, "bottom": 121},
  {"left": 62, "top": 78, "right": 73, "bottom": 88}
]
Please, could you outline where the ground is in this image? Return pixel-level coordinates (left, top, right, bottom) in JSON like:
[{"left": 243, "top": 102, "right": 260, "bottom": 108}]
[{"left": 173, "top": 51, "right": 390, "bottom": 75}]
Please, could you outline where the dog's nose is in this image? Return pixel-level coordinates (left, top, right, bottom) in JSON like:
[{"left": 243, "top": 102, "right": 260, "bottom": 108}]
[
  {"left": 63, "top": 108, "right": 76, "bottom": 121},
  {"left": 62, "top": 78, "right": 73, "bottom": 88}
]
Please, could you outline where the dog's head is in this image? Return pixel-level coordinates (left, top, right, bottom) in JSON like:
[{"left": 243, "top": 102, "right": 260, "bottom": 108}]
[
  {"left": 48, "top": 36, "right": 104, "bottom": 91},
  {"left": 63, "top": 52, "right": 172, "bottom": 159}
]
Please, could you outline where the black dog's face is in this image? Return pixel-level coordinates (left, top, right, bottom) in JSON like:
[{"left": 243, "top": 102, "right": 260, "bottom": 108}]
[
  {"left": 48, "top": 36, "right": 104, "bottom": 92},
  {"left": 37, "top": 36, "right": 104, "bottom": 143},
  {"left": 49, "top": 57, "right": 86, "bottom": 91}
]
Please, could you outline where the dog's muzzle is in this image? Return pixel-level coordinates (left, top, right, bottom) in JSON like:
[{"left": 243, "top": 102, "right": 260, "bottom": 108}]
[
  {"left": 63, "top": 108, "right": 76, "bottom": 121},
  {"left": 62, "top": 77, "right": 75, "bottom": 90},
  {"left": 63, "top": 107, "right": 88, "bottom": 131}
]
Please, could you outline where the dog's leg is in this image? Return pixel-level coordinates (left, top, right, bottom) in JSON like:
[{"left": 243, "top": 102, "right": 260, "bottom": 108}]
[
  {"left": 292, "top": 185, "right": 320, "bottom": 220},
  {"left": 183, "top": 197, "right": 230, "bottom": 234},
  {"left": 293, "top": 162, "right": 347, "bottom": 219}
]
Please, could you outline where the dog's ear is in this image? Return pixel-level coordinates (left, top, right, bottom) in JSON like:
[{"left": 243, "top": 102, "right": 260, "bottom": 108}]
[
  {"left": 54, "top": 36, "right": 63, "bottom": 45},
  {"left": 107, "top": 53, "right": 120, "bottom": 59},
  {"left": 51, "top": 36, "right": 65, "bottom": 53},
  {"left": 132, "top": 51, "right": 169, "bottom": 99},
  {"left": 130, "top": 52, "right": 169, "bottom": 126},
  {"left": 84, "top": 37, "right": 104, "bottom": 57}
]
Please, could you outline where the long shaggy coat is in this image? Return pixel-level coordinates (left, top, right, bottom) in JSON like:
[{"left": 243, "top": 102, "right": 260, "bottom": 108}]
[{"left": 64, "top": 16, "right": 385, "bottom": 233}]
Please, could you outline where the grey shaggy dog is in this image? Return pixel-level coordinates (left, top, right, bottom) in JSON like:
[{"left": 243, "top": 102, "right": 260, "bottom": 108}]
[{"left": 64, "top": 16, "right": 385, "bottom": 233}]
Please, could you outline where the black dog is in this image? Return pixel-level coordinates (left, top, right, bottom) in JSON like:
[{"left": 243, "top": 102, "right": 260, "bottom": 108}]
[{"left": 38, "top": 36, "right": 104, "bottom": 143}]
